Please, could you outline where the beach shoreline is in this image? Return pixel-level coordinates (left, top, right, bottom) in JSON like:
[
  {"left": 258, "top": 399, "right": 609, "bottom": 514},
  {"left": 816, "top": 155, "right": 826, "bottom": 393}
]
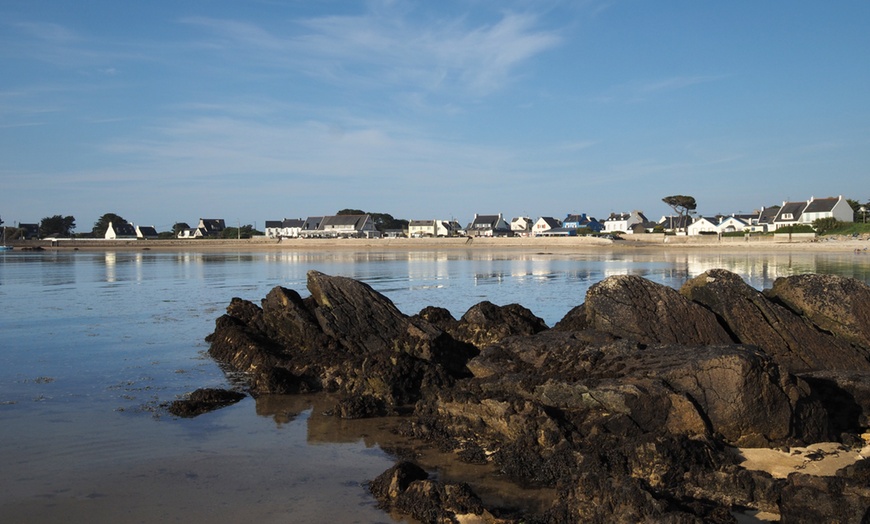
[{"left": 10, "top": 233, "right": 870, "bottom": 254}]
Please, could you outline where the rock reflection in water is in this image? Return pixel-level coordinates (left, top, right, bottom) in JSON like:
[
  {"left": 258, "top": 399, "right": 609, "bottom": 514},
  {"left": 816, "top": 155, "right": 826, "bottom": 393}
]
[{"left": 255, "top": 393, "right": 559, "bottom": 516}]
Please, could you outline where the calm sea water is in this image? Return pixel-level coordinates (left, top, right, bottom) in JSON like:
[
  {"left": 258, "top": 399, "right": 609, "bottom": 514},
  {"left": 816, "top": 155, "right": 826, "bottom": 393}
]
[{"left": 1, "top": 248, "right": 869, "bottom": 522}]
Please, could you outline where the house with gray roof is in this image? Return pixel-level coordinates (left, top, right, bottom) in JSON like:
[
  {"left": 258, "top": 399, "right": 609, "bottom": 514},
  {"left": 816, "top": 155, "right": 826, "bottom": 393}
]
[
  {"left": 265, "top": 218, "right": 305, "bottom": 238},
  {"left": 300, "top": 214, "right": 380, "bottom": 238},
  {"left": 532, "top": 217, "right": 562, "bottom": 236},
  {"left": 465, "top": 214, "right": 511, "bottom": 237},
  {"left": 105, "top": 221, "right": 137, "bottom": 240},
  {"left": 603, "top": 211, "right": 648, "bottom": 234},
  {"left": 770, "top": 196, "right": 852, "bottom": 231},
  {"left": 135, "top": 225, "right": 159, "bottom": 239}
]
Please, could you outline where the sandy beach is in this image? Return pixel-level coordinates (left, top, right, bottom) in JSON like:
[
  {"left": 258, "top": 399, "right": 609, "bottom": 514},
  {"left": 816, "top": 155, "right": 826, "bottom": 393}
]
[{"left": 12, "top": 233, "right": 870, "bottom": 254}]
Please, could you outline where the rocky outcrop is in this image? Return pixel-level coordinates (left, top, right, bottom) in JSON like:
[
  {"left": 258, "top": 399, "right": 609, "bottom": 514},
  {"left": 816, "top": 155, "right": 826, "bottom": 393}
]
[
  {"left": 765, "top": 273, "right": 870, "bottom": 350},
  {"left": 201, "top": 269, "right": 870, "bottom": 522},
  {"left": 584, "top": 274, "right": 733, "bottom": 345},
  {"left": 681, "top": 269, "right": 870, "bottom": 373},
  {"left": 206, "top": 271, "right": 477, "bottom": 414}
]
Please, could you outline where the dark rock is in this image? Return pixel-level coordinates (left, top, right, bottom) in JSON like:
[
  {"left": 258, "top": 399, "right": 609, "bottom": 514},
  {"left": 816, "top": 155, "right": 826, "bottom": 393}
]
[
  {"left": 457, "top": 330, "right": 827, "bottom": 447},
  {"left": 206, "top": 300, "right": 284, "bottom": 374},
  {"left": 414, "top": 306, "right": 460, "bottom": 332},
  {"left": 369, "top": 461, "right": 429, "bottom": 504},
  {"left": 584, "top": 274, "right": 733, "bottom": 345},
  {"left": 200, "top": 269, "right": 870, "bottom": 522},
  {"left": 765, "top": 273, "right": 870, "bottom": 350},
  {"left": 252, "top": 367, "right": 314, "bottom": 395},
  {"left": 780, "top": 462, "right": 870, "bottom": 524},
  {"left": 551, "top": 304, "right": 589, "bottom": 331},
  {"left": 800, "top": 371, "right": 870, "bottom": 431},
  {"left": 167, "top": 388, "right": 245, "bottom": 417},
  {"left": 681, "top": 269, "right": 870, "bottom": 373},
  {"left": 450, "top": 301, "right": 549, "bottom": 348},
  {"left": 332, "top": 394, "right": 387, "bottom": 419},
  {"left": 207, "top": 271, "right": 478, "bottom": 408},
  {"left": 369, "top": 461, "right": 488, "bottom": 524},
  {"left": 260, "top": 286, "right": 334, "bottom": 354}
]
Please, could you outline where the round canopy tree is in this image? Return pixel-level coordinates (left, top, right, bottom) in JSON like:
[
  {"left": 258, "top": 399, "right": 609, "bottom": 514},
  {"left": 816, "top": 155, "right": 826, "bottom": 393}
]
[
  {"left": 662, "top": 195, "right": 697, "bottom": 232},
  {"left": 92, "top": 213, "right": 127, "bottom": 238}
]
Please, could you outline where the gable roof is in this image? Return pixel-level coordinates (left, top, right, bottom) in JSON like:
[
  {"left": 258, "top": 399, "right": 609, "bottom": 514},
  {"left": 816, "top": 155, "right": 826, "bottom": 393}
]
[
  {"left": 774, "top": 202, "right": 806, "bottom": 223},
  {"left": 199, "top": 219, "right": 225, "bottom": 232},
  {"left": 322, "top": 214, "right": 370, "bottom": 229},
  {"left": 803, "top": 196, "right": 840, "bottom": 213},
  {"left": 471, "top": 214, "right": 501, "bottom": 227},
  {"left": 302, "top": 216, "right": 324, "bottom": 230},
  {"left": 111, "top": 222, "right": 137, "bottom": 236},
  {"left": 536, "top": 216, "right": 562, "bottom": 229},
  {"left": 136, "top": 225, "right": 159, "bottom": 238},
  {"left": 758, "top": 206, "right": 780, "bottom": 224}
]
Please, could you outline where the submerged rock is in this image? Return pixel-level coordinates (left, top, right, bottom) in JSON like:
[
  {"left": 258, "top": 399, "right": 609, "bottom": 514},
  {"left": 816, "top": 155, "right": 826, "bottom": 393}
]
[
  {"left": 167, "top": 388, "right": 245, "bottom": 418},
  {"left": 369, "top": 461, "right": 491, "bottom": 524}
]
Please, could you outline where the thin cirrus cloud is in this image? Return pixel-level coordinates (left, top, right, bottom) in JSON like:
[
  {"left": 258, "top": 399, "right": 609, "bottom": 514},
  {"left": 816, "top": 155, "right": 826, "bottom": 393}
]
[{"left": 181, "top": 10, "right": 563, "bottom": 96}]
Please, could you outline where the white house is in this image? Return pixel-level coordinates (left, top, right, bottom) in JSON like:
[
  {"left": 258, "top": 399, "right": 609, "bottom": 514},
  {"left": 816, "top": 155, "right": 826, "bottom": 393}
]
[
  {"left": 510, "top": 217, "right": 533, "bottom": 236},
  {"left": 408, "top": 220, "right": 437, "bottom": 237},
  {"left": 301, "top": 214, "right": 380, "bottom": 238},
  {"left": 717, "top": 216, "right": 750, "bottom": 234},
  {"left": 801, "top": 195, "right": 853, "bottom": 224},
  {"left": 532, "top": 217, "right": 562, "bottom": 236},
  {"left": 264, "top": 218, "right": 304, "bottom": 239},
  {"left": 135, "top": 225, "right": 159, "bottom": 239},
  {"left": 105, "top": 222, "right": 137, "bottom": 239},
  {"left": 771, "top": 196, "right": 852, "bottom": 231},
  {"left": 686, "top": 215, "right": 751, "bottom": 236},
  {"left": 686, "top": 216, "right": 720, "bottom": 236},
  {"left": 466, "top": 214, "right": 511, "bottom": 237},
  {"left": 603, "top": 211, "right": 648, "bottom": 234},
  {"left": 408, "top": 219, "right": 460, "bottom": 237},
  {"left": 435, "top": 220, "right": 461, "bottom": 237}
]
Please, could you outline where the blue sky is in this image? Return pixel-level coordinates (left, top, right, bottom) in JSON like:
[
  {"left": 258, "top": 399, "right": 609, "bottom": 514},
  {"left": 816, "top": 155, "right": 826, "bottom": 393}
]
[{"left": 2, "top": 1, "right": 868, "bottom": 232}]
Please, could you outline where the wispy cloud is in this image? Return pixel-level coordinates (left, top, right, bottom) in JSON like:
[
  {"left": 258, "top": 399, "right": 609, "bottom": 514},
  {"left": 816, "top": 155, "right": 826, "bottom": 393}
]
[
  {"left": 595, "top": 74, "right": 728, "bottom": 104},
  {"left": 181, "top": 7, "right": 563, "bottom": 97},
  {"left": 638, "top": 74, "right": 727, "bottom": 93}
]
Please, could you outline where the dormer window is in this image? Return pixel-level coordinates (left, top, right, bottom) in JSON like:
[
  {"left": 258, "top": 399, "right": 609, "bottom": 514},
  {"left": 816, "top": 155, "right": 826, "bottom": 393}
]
[{"left": 781, "top": 213, "right": 794, "bottom": 220}]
